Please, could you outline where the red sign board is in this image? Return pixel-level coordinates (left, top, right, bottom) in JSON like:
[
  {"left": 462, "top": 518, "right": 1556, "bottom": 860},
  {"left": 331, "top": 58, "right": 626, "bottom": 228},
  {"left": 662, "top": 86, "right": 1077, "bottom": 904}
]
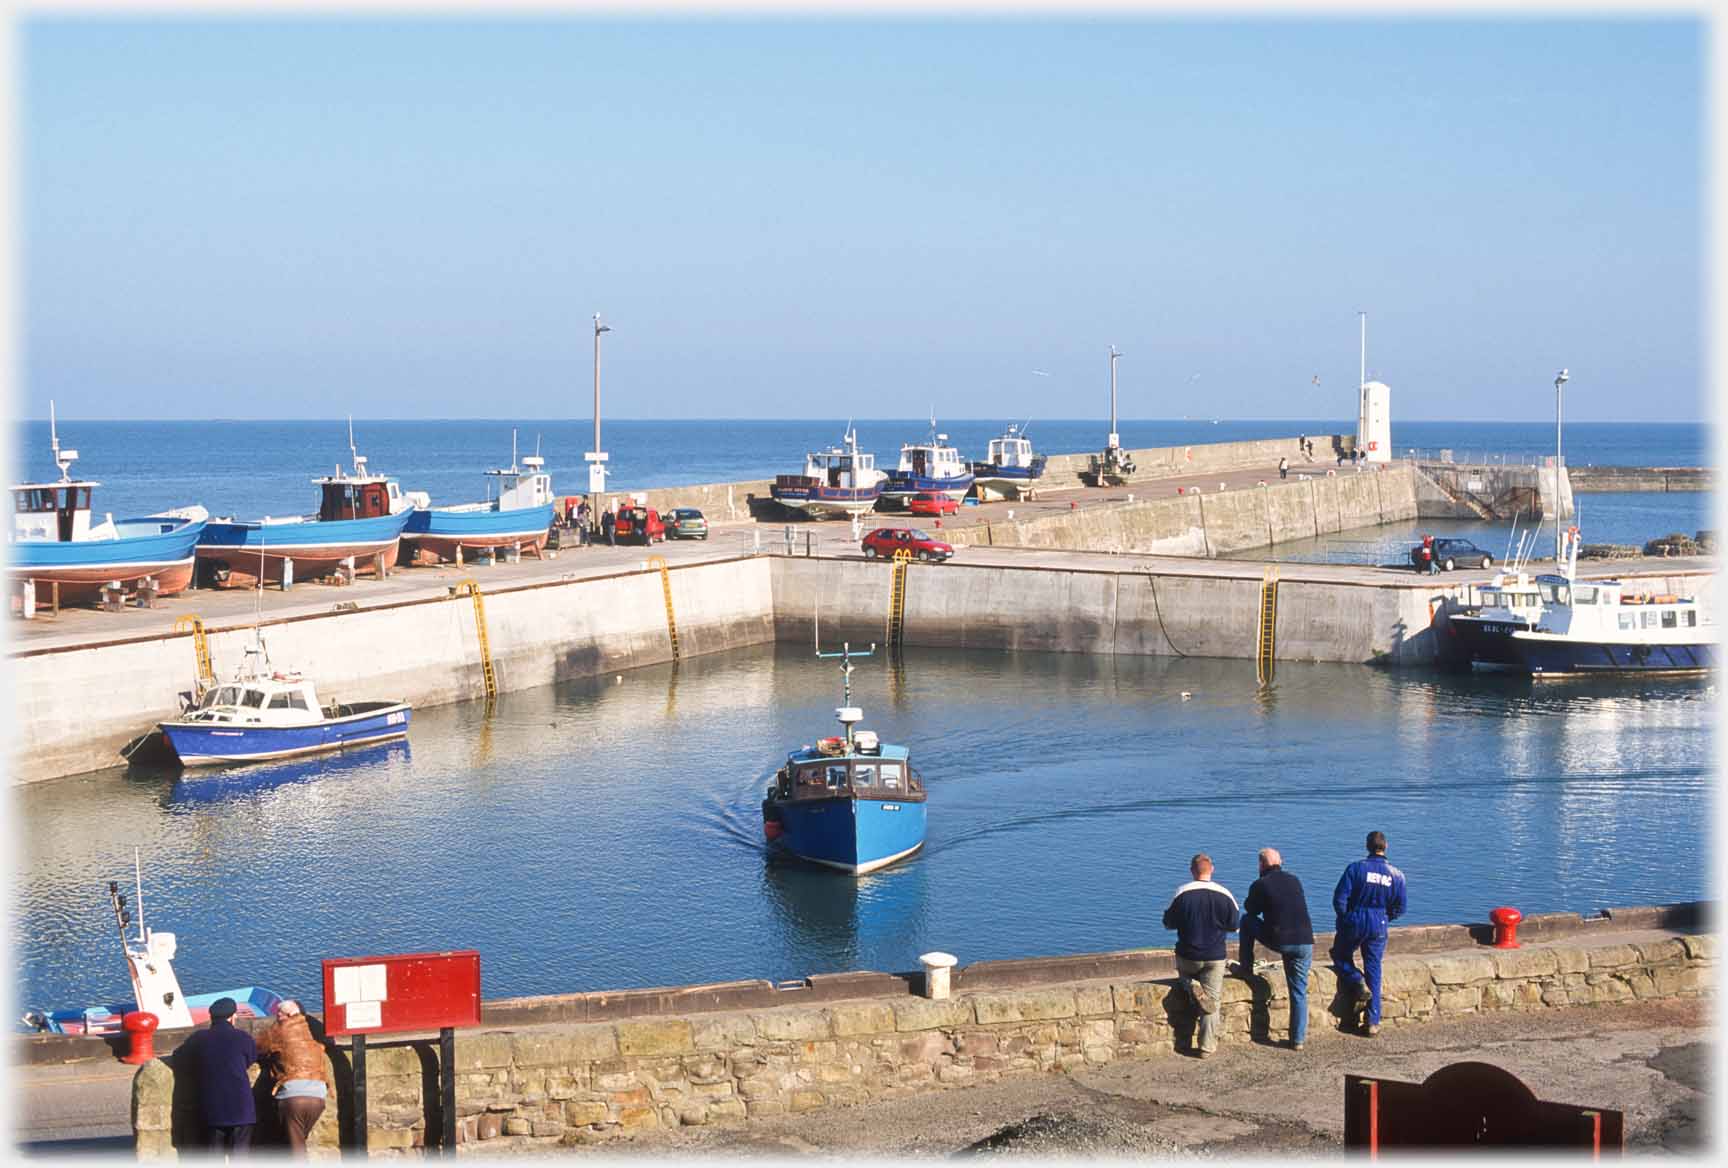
[{"left": 321, "top": 950, "right": 481, "bottom": 1037}]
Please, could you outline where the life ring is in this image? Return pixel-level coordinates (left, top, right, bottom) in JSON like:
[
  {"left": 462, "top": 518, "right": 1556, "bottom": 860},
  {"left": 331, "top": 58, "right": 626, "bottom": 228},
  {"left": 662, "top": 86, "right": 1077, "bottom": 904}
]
[{"left": 818, "top": 736, "right": 846, "bottom": 755}]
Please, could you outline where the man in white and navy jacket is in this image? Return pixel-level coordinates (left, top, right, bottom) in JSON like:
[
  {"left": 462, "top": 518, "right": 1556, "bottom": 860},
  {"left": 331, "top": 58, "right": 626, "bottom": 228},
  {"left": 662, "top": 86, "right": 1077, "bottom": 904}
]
[{"left": 1161, "top": 853, "right": 1240, "bottom": 1057}]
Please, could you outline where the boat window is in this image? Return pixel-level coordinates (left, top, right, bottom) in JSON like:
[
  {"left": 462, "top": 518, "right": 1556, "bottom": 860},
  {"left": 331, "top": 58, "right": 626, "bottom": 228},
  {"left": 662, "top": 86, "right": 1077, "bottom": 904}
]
[
  {"left": 202, "top": 686, "right": 240, "bottom": 709},
  {"left": 1682, "top": 611, "right": 1697, "bottom": 627},
  {"left": 853, "top": 764, "right": 876, "bottom": 788},
  {"left": 880, "top": 763, "right": 902, "bottom": 790},
  {"left": 1481, "top": 591, "right": 1500, "bottom": 607},
  {"left": 1662, "top": 610, "right": 1677, "bottom": 629},
  {"left": 241, "top": 689, "right": 266, "bottom": 708},
  {"left": 825, "top": 765, "right": 848, "bottom": 789},
  {"left": 1573, "top": 586, "right": 1597, "bottom": 605},
  {"left": 267, "top": 694, "right": 293, "bottom": 709},
  {"left": 1643, "top": 611, "right": 1658, "bottom": 629},
  {"left": 288, "top": 692, "right": 310, "bottom": 710},
  {"left": 1618, "top": 613, "right": 1635, "bottom": 630}
]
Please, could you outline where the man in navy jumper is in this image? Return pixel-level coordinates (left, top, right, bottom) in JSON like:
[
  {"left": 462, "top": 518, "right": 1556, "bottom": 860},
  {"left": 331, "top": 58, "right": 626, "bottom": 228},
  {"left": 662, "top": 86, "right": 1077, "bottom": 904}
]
[
  {"left": 1233, "top": 847, "right": 1316, "bottom": 1050},
  {"left": 1161, "top": 852, "right": 1240, "bottom": 1057},
  {"left": 175, "top": 996, "right": 260, "bottom": 1153},
  {"left": 1331, "top": 830, "right": 1408, "bottom": 1037}
]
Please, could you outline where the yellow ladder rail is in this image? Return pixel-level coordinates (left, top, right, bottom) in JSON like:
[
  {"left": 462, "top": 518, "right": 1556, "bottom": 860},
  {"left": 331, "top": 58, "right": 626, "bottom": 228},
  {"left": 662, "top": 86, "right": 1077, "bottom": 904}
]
[
  {"left": 647, "top": 555, "right": 681, "bottom": 659},
  {"left": 888, "top": 549, "right": 913, "bottom": 649},
  {"left": 1255, "top": 565, "right": 1280, "bottom": 687},
  {"left": 173, "top": 614, "right": 215, "bottom": 695},
  {"left": 452, "top": 579, "right": 498, "bottom": 700}
]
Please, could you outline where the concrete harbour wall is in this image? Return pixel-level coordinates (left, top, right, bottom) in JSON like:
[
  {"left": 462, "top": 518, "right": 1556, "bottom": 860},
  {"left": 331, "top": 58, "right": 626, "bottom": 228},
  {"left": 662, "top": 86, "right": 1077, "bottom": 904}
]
[
  {"left": 124, "top": 907, "right": 1712, "bottom": 1156},
  {"left": 1571, "top": 466, "right": 1711, "bottom": 493}
]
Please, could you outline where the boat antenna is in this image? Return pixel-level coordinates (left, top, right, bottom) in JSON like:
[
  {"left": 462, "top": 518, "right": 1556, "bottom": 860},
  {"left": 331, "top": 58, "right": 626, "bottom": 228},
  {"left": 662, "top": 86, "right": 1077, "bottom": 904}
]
[
  {"left": 512, "top": 428, "right": 518, "bottom": 472},
  {"left": 133, "top": 847, "right": 146, "bottom": 945},
  {"left": 1503, "top": 509, "right": 1521, "bottom": 566},
  {"left": 816, "top": 640, "right": 876, "bottom": 743}
]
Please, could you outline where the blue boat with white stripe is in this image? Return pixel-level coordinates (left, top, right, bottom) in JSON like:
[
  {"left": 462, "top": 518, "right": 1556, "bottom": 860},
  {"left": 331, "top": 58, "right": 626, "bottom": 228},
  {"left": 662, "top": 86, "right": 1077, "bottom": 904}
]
[{"left": 761, "top": 643, "right": 928, "bottom": 875}]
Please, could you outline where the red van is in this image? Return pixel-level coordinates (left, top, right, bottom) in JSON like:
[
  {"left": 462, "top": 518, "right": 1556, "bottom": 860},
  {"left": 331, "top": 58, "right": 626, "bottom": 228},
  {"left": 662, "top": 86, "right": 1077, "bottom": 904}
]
[{"left": 613, "top": 506, "right": 666, "bottom": 545}]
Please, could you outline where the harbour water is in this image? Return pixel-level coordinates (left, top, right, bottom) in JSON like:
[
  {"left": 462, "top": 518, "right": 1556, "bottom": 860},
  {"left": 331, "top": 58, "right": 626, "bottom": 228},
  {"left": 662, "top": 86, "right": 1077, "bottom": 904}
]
[{"left": 15, "top": 644, "right": 1710, "bottom": 1019}]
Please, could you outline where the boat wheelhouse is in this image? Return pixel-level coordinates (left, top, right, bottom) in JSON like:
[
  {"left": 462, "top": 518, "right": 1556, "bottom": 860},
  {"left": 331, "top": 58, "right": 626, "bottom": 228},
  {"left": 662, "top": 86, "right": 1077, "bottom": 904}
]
[
  {"left": 195, "top": 427, "right": 421, "bottom": 586},
  {"left": 761, "top": 643, "right": 927, "bottom": 875},
  {"left": 970, "top": 424, "right": 1048, "bottom": 501},
  {"left": 406, "top": 433, "right": 556, "bottom": 561},
  {"left": 881, "top": 422, "right": 972, "bottom": 508},
  {"left": 1448, "top": 570, "right": 1567, "bottom": 671},
  {"left": 8, "top": 404, "right": 207, "bottom": 604},
  {"left": 158, "top": 645, "right": 412, "bottom": 767},
  {"left": 771, "top": 428, "right": 888, "bottom": 518}
]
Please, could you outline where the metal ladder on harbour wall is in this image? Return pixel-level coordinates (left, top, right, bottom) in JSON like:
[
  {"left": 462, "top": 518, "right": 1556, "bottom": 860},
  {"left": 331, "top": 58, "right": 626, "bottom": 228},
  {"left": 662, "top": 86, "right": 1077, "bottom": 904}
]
[
  {"left": 647, "top": 555, "right": 681, "bottom": 660},
  {"left": 1255, "top": 566, "right": 1279, "bottom": 687},
  {"left": 173, "top": 614, "right": 216, "bottom": 696},
  {"left": 887, "top": 550, "right": 913, "bottom": 649},
  {"left": 452, "top": 579, "right": 498, "bottom": 701}
]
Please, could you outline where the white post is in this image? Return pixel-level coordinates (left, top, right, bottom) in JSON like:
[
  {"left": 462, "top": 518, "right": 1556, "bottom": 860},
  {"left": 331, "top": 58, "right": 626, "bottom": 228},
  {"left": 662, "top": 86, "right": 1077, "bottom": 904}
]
[
  {"left": 21, "top": 580, "right": 35, "bottom": 620},
  {"left": 1554, "top": 369, "right": 1569, "bottom": 562},
  {"left": 919, "top": 951, "right": 957, "bottom": 1000},
  {"left": 281, "top": 557, "right": 294, "bottom": 591}
]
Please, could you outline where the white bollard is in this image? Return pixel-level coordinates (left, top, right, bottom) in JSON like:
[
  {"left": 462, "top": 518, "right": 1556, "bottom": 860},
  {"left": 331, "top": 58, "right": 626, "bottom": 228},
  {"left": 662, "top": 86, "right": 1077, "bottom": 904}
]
[
  {"left": 21, "top": 579, "right": 36, "bottom": 621},
  {"left": 282, "top": 557, "right": 295, "bottom": 591},
  {"left": 919, "top": 951, "right": 958, "bottom": 1000}
]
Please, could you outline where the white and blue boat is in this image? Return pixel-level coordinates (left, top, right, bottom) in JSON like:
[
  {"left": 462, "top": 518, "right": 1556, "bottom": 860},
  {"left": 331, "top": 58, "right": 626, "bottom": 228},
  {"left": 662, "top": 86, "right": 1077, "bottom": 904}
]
[
  {"left": 1460, "top": 529, "right": 1716, "bottom": 676},
  {"left": 23, "top": 854, "right": 283, "bottom": 1035},
  {"left": 881, "top": 420, "right": 973, "bottom": 509},
  {"left": 9, "top": 405, "right": 208, "bottom": 604},
  {"left": 196, "top": 426, "right": 422, "bottom": 586},
  {"left": 969, "top": 423, "right": 1048, "bottom": 501},
  {"left": 761, "top": 643, "right": 928, "bottom": 875},
  {"left": 406, "top": 433, "right": 556, "bottom": 561},
  {"left": 770, "top": 426, "right": 888, "bottom": 518},
  {"left": 158, "top": 643, "right": 411, "bottom": 767}
]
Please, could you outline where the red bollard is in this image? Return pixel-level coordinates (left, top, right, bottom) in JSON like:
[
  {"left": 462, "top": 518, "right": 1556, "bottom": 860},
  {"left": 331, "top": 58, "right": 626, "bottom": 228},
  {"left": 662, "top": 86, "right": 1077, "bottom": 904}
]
[
  {"left": 121, "top": 1011, "right": 160, "bottom": 1064},
  {"left": 1177, "top": 487, "right": 1184, "bottom": 494},
  {"left": 1070, "top": 500, "right": 1077, "bottom": 510},
  {"left": 1489, "top": 906, "right": 1524, "bottom": 949}
]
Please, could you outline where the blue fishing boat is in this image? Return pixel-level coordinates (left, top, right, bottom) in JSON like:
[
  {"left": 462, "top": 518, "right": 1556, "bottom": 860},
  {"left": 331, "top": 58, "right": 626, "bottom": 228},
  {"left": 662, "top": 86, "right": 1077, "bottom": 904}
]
[
  {"left": 969, "top": 423, "right": 1048, "bottom": 501},
  {"left": 770, "top": 426, "right": 888, "bottom": 518},
  {"left": 761, "top": 643, "right": 927, "bottom": 875},
  {"left": 9, "top": 405, "right": 207, "bottom": 604},
  {"left": 22, "top": 853, "right": 283, "bottom": 1035},
  {"left": 196, "top": 424, "right": 421, "bottom": 586},
  {"left": 158, "top": 644, "right": 411, "bottom": 767},
  {"left": 405, "top": 432, "right": 557, "bottom": 561},
  {"left": 881, "top": 421, "right": 973, "bottom": 509}
]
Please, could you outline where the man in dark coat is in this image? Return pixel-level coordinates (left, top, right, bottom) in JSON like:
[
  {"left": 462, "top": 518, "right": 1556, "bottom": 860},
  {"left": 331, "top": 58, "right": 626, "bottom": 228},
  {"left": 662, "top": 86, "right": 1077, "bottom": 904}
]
[
  {"left": 1233, "top": 847, "right": 1316, "bottom": 1049},
  {"left": 1332, "top": 830, "right": 1408, "bottom": 1037},
  {"left": 1161, "top": 852, "right": 1240, "bottom": 1057},
  {"left": 175, "top": 996, "right": 259, "bottom": 1153}
]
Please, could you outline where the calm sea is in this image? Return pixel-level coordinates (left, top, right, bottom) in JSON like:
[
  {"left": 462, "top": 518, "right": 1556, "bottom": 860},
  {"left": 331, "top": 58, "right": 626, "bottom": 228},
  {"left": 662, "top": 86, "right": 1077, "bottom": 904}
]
[
  {"left": 15, "top": 646, "right": 1711, "bottom": 1016},
  {"left": 11, "top": 418, "right": 1710, "bottom": 523}
]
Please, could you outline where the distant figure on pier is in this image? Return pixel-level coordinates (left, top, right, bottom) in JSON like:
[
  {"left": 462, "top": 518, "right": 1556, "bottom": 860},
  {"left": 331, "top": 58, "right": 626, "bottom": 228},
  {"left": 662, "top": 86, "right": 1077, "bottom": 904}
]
[
  {"left": 173, "top": 995, "right": 258, "bottom": 1154},
  {"left": 576, "top": 498, "right": 591, "bottom": 546},
  {"left": 1233, "top": 847, "right": 1315, "bottom": 1051},
  {"left": 601, "top": 507, "right": 616, "bottom": 547},
  {"left": 1331, "top": 831, "right": 1407, "bottom": 1038},
  {"left": 1298, "top": 435, "right": 1308, "bottom": 461},
  {"left": 1162, "top": 852, "right": 1240, "bottom": 1058},
  {"left": 256, "top": 999, "right": 334, "bottom": 1157},
  {"left": 1279, "top": 456, "right": 1289, "bottom": 481}
]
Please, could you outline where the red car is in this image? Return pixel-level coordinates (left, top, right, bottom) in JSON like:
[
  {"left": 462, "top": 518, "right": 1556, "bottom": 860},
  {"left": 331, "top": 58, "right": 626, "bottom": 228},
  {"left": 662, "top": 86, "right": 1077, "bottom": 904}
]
[
  {"left": 906, "top": 491, "right": 960, "bottom": 517},
  {"left": 613, "top": 506, "right": 665, "bottom": 545},
  {"left": 861, "top": 527, "right": 954, "bottom": 562}
]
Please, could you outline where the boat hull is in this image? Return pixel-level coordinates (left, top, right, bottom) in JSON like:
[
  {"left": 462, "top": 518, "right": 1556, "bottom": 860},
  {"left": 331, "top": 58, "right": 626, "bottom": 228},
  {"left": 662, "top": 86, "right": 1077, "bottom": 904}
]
[
  {"left": 160, "top": 701, "right": 412, "bottom": 767},
  {"left": 1449, "top": 614, "right": 1533, "bottom": 671},
  {"left": 405, "top": 502, "right": 554, "bottom": 558},
  {"left": 8, "top": 517, "right": 205, "bottom": 603},
  {"left": 770, "top": 794, "right": 927, "bottom": 875},
  {"left": 1509, "top": 635, "right": 1716, "bottom": 677},
  {"left": 880, "top": 472, "right": 974, "bottom": 506},
  {"left": 196, "top": 510, "right": 414, "bottom": 582},
  {"left": 26, "top": 985, "right": 282, "bottom": 1036},
  {"left": 770, "top": 483, "right": 884, "bottom": 518}
]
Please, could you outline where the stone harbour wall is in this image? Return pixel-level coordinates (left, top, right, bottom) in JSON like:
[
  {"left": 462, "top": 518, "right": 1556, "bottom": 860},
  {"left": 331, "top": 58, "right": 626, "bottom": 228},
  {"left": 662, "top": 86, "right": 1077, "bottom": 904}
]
[{"left": 130, "top": 921, "right": 1713, "bottom": 1157}]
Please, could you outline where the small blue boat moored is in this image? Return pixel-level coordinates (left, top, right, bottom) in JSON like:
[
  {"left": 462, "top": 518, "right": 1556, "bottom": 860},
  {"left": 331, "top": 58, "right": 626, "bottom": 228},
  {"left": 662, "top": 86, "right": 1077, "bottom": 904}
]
[
  {"left": 761, "top": 643, "right": 927, "bottom": 875},
  {"left": 158, "top": 644, "right": 411, "bottom": 767}
]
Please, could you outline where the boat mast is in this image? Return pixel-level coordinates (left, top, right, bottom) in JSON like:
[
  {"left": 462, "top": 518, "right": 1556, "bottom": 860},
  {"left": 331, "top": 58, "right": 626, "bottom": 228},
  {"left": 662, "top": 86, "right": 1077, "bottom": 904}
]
[
  {"left": 816, "top": 640, "right": 876, "bottom": 746},
  {"left": 133, "top": 847, "right": 145, "bottom": 945}
]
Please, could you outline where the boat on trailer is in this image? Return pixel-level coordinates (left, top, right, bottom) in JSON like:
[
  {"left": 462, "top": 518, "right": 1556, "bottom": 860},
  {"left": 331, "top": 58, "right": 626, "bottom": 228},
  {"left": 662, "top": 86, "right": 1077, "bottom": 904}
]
[
  {"left": 22, "top": 853, "right": 282, "bottom": 1035},
  {"left": 761, "top": 643, "right": 928, "bottom": 875},
  {"left": 770, "top": 427, "right": 888, "bottom": 518},
  {"left": 881, "top": 421, "right": 972, "bottom": 509},
  {"left": 970, "top": 424, "right": 1047, "bottom": 501},
  {"left": 8, "top": 404, "right": 208, "bottom": 604},
  {"left": 406, "top": 432, "right": 556, "bottom": 562},
  {"left": 196, "top": 424, "right": 423, "bottom": 586}
]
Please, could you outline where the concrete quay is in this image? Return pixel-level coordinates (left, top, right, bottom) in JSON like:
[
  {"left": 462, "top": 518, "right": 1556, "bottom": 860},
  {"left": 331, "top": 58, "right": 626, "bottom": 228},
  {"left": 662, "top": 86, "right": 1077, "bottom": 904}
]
[
  {"left": 1573, "top": 465, "right": 1712, "bottom": 492},
  {"left": 19, "top": 903, "right": 1701, "bottom": 1156}
]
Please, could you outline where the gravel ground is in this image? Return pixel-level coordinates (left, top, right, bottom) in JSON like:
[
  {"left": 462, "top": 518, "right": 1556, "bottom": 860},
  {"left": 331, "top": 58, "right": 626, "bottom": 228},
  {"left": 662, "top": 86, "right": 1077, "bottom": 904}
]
[{"left": 509, "top": 998, "right": 1711, "bottom": 1159}]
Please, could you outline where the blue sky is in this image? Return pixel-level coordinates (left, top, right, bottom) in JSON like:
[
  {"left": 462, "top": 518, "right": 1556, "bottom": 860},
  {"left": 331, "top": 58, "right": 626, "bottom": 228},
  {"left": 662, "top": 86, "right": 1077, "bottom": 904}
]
[{"left": 20, "top": 16, "right": 1706, "bottom": 422}]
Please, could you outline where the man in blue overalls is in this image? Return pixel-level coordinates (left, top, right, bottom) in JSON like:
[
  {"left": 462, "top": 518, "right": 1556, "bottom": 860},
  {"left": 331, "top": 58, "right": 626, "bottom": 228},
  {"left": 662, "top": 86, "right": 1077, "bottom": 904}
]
[{"left": 1331, "top": 830, "right": 1407, "bottom": 1037}]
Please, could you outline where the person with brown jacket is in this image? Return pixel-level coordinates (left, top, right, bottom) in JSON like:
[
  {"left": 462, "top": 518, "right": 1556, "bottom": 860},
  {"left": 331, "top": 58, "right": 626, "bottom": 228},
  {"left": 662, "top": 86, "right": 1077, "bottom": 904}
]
[{"left": 254, "top": 1000, "right": 334, "bottom": 1156}]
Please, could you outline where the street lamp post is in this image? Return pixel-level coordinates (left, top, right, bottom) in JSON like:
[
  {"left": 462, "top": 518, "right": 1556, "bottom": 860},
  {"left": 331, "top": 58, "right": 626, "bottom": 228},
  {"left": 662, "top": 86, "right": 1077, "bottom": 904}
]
[
  {"left": 587, "top": 313, "right": 613, "bottom": 499},
  {"left": 1107, "top": 346, "right": 1121, "bottom": 451},
  {"left": 1553, "top": 368, "right": 1569, "bottom": 562}
]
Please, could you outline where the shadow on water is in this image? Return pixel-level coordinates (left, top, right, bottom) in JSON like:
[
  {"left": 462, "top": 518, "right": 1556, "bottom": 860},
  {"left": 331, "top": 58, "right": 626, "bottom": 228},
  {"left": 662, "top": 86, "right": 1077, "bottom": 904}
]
[{"left": 125, "top": 741, "right": 415, "bottom": 808}]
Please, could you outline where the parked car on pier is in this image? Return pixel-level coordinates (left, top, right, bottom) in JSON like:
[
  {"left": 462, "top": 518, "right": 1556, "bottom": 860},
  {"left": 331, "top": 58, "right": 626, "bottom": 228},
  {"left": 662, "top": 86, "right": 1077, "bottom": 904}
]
[
  {"left": 906, "top": 492, "right": 960, "bottom": 517},
  {"left": 665, "top": 508, "right": 709, "bottom": 540},
  {"left": 1411, "top": 537, "right": 1494, "bottom": 572},
  {"left": 614, "top": 506, "right": 665, "bottom": 545},
  {"left": 861, "top": 528, "right": 954, "bottom": 563}
]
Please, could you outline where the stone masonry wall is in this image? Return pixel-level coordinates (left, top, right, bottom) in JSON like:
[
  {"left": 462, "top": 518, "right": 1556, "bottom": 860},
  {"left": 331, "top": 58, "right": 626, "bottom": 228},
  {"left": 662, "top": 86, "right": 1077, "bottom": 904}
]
[{"left": 132, "top": 928, "right": 1713, "bottom": 1157}]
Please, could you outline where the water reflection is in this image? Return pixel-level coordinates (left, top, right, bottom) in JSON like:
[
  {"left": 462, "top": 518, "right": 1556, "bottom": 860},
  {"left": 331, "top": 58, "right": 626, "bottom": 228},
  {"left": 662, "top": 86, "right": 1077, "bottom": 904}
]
[
  {"left": 146, "top": 742, "right": 415, "bottom": 808},
  {"left": 760, "top": 859, "right": 932, "bottom": 976}
]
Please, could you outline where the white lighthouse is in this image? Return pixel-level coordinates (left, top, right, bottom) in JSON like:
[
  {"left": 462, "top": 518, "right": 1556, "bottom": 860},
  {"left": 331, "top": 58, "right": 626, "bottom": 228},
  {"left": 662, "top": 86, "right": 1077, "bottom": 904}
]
[{"left": 1356, "top": 312, "right": 1391, "bottom": 463}]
